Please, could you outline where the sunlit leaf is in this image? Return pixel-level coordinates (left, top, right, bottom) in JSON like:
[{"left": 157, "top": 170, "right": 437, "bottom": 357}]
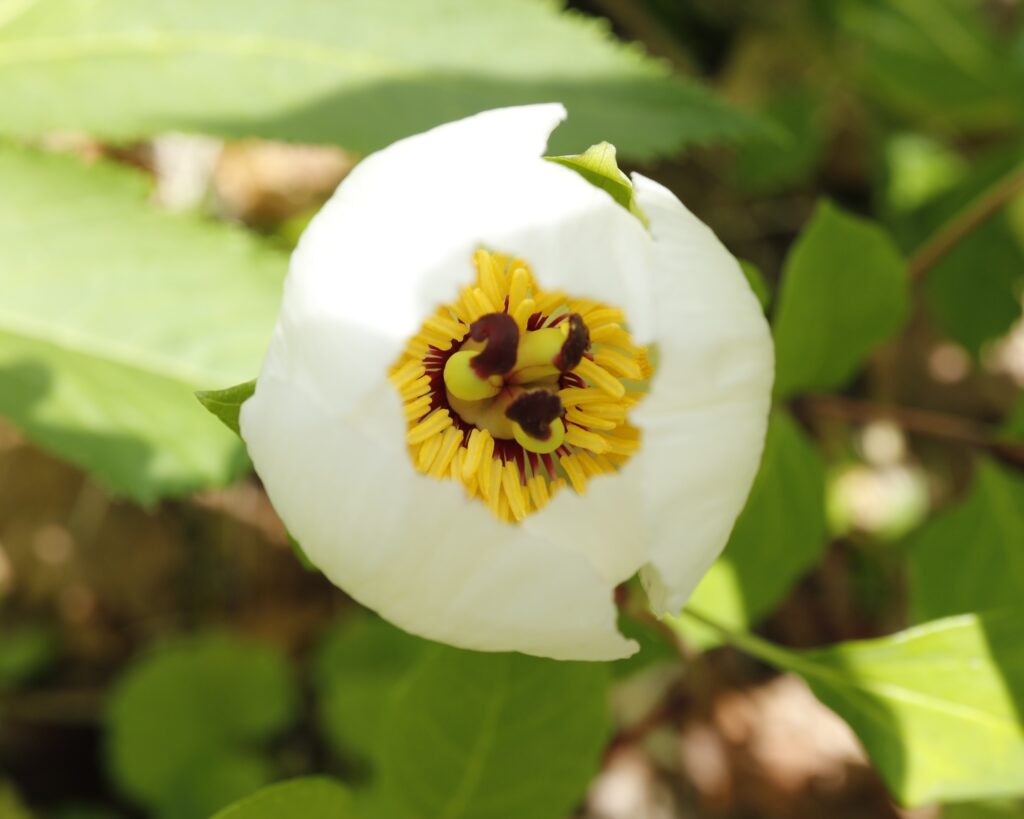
[
  {"left": 773, "top": 201, "right": 909, "bottom": 397},
  {"left": 0, "top": 0, "right": 760, "bottom": 158},
  {"left": 0, "top": 147, "right": 285, "bottom": 503},
  {"left": 377, "top": 647, "right": 610, "bottom": 819},
  {"left": 685, "top": 610, "right": 1024, "bottom": 806}
]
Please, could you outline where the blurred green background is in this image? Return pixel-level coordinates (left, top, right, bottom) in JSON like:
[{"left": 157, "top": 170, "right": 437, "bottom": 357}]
[{"left": 1, "top": 0, "right": 1023, "bottom": 817}]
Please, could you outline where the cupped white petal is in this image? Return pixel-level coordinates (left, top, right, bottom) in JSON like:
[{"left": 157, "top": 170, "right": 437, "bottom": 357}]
[
  {"left": 241, "top": 370, "right": 637, "bottom": 661},
  {"left": 629, "top": 174, "right": 774, "bottom": 615}
]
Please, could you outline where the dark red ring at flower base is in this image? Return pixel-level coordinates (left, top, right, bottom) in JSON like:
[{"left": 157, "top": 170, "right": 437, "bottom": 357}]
[
  {"left": 505, "top": 390, "right": 564, "bottom": 440},
  {"left": 554, "top": 313, "right": 590, "bottom": 371},
  {"left": 468, "top": 312, "right": 520, "bottom": 378}
]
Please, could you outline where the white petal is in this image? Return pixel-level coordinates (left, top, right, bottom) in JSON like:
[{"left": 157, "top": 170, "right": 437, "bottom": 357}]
[
  {"left": 241, "top": 372, "right": 637, "bottom": 661},
  {"left": 629, "top": 174, "right": 774, "bottom": 615},
  {"left": 267, "top": 104, "right": 655, "bottom": 422}
]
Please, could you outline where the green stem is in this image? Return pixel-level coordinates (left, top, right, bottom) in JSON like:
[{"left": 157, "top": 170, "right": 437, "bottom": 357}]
[
  {"left": 908, "top": 163, "right": 1024, "bottom": 279},
  {"left": 680, "top": 606, "right": 816, "bottom": 677}
]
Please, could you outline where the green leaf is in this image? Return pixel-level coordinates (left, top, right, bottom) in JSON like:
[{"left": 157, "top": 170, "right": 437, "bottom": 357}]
[
  {"left": 671, "top": 410, "right": 827, "bottom": 649},
  {"left": 738, "top": 259, "right": 771, "bottom": 311},
  {"left": 684, "top": 609, "right": 1024, "bottom": 806},
  {"left": 908, "top": 460, "right": 1024, "bottom": 623},
  {"left": 0, "top": 782, "right": 33, "bottom": 819},
  {"left": 840, "top": 0, "right": 1024, "bottom": 133},
  {"left": 0, "top": 0, "right": 760, "bottom": 159},
  {"left": 312, "top": 616, "right": 424, "bottom": 763},
  {"left": 892, "top": 150, "right": 1024, "bottom": 356},
  {"left": 732, "top": 87, "right": 826, "bottom": 195},
  {"left": 212, "top": 778, "right": 354, "bottom": 819},
  {"left": 377, "top": 647, "right": 610, "bottom": 819},
  {"left": 196, "top": 380, "right": 256, "bottom": 438},
  {"left": 547, "top": 142, "right": 645, "bottom": 223},
  {"left": 942, "top": 801, "right": 1024, "bottom": 819},
  {"left": 0, "top": 146, "right": 285, "bottom": 503},
  {"left": 106, "top": 633, "right": 297, "bottom": 818},
  {"left": 773, "top": 201, "right": 909, "bottom": 398}
]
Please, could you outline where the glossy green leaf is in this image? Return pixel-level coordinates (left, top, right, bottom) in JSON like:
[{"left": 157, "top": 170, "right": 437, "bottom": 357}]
[
  {"left": 672, "top": 410, "right": 827, "bottom": 648},
  {"left": 547, "top": 142, "right": 645, "bottom": 222},
  {"left": 196, "top": 380, "right": 256, "bottom": 438},
  {"left": 212, "top": 778, "right": 354, "bottom": 819},
  {"left": 312, "top": 617, "right": 424, "bottom": 762},
  {"left": 0, "top": 146, "right": 285, "bottom": 503},
  {"left": 773, "top": 201, "right": 909, "bottom": 397},
  {"left": 106, "top": 634, "right": 297, "bottom": 818},
  {"left": 908, "top": 460, "right": 1024, "bottom": 623},
  {"left": 377, "top": 647, "right": 610, "bottom": 819},
  {"left": 0, "top": 0, "right": 760, "bottom": 159},
  {"left": 685, "top": 609, "right": 1024, "bottom": 806}
]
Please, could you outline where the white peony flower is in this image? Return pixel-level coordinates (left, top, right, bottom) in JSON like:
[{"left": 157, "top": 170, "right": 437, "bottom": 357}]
[{"left": 240, "top": 104, "right": 773, "bottom": 661}]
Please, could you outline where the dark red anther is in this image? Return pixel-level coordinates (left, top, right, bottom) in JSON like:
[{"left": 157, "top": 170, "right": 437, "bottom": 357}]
[
  {"left": 553, "top": 313, "right": 590, "bottom": 371},
  {"left": 505, "top": 391, "right": 563, "bottom": 441},
  {"left": 468, "top": 312, "right": 519, "bottom": 378}
]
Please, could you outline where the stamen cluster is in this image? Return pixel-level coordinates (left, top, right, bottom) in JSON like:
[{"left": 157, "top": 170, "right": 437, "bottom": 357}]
[{"left": 389, "top": 250, "right": 651, "bottom": 523}]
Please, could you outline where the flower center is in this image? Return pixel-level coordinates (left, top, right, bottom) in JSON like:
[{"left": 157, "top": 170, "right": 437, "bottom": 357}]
[{"left": 389, "top": 250, "right": 651, "bottom": 523}]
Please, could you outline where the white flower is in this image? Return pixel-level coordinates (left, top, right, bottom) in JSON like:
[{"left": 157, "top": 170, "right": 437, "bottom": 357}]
[{"left": 240, "top": 104, "right": 773, "bottom": 661}]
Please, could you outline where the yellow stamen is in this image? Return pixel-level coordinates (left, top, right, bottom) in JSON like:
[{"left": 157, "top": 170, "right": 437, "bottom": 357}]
[{"left": 389, "top": 248, "right": 652, "bottom": 522}]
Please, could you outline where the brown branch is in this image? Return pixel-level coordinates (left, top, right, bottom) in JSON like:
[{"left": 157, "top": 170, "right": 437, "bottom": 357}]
[
  {"left": 795, "top": 394, "right": 1024, "bottom": 467},
  {"left": 908, "top": 164, "right": 1024, "bottom": 279}
]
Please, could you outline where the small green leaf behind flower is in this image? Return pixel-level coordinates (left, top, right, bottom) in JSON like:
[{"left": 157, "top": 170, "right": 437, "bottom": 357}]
[
  {"left": 197, "top": 380, "right": 257, "bottom": 438},
  {"left": 548, "top": 142, "right": 647, "bottom": 224}
]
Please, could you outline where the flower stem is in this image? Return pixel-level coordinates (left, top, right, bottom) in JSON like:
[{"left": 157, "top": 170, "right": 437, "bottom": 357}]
[
  {"left": 908, "top": 163, "right": 1024, "bottom": 279},
  {"left": 679, "top": 607, "right": 817, "bottom": 677}
]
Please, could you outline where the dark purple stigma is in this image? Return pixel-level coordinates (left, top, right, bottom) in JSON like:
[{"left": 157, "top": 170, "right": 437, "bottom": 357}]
[
  {"left": 554, "top": 313, "right": 590, "bottom": 371},
  {"left": 505, "top": 391, "right": 563, "bottom": 440},
  {"left": 468, "top": 312, "right": 519, "bottom": 378}
]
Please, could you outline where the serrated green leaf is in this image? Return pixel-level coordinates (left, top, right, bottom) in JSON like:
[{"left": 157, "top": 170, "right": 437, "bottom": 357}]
[
  {"left": 377, "top": 647, "right": 610, "bottom": 819},
  {"left": 212, "top": 778, "right": 354, "bottom": 819},
  {"left": 672, "top": 410, "right": 827, "bottom": 649},
  {"left": 312, "top": 617, "right": 424, "bottom": 763},
  {"left": 773, "top": 201, "right": 909, "bottom": 397},
  {"left": 908, "top": 460, "right": 1024, "bottom": 623},
  {"left": 0, "top": 0, "right": 759, "bottom": 159},
  {"left": 196, "top": 380, "right": 256, "bottom": 438},
  {"left": 106, "top": 634, "right": 297, "bottom": 818},
  {"left": 0, "top": 146, "right": 285, "bottom": 503},
  {"left": 547, "top": 142, "right": 645, "bottom": 222},
  {"left": 685, "top": 609, "right": 1024, "bottom": 806}
]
